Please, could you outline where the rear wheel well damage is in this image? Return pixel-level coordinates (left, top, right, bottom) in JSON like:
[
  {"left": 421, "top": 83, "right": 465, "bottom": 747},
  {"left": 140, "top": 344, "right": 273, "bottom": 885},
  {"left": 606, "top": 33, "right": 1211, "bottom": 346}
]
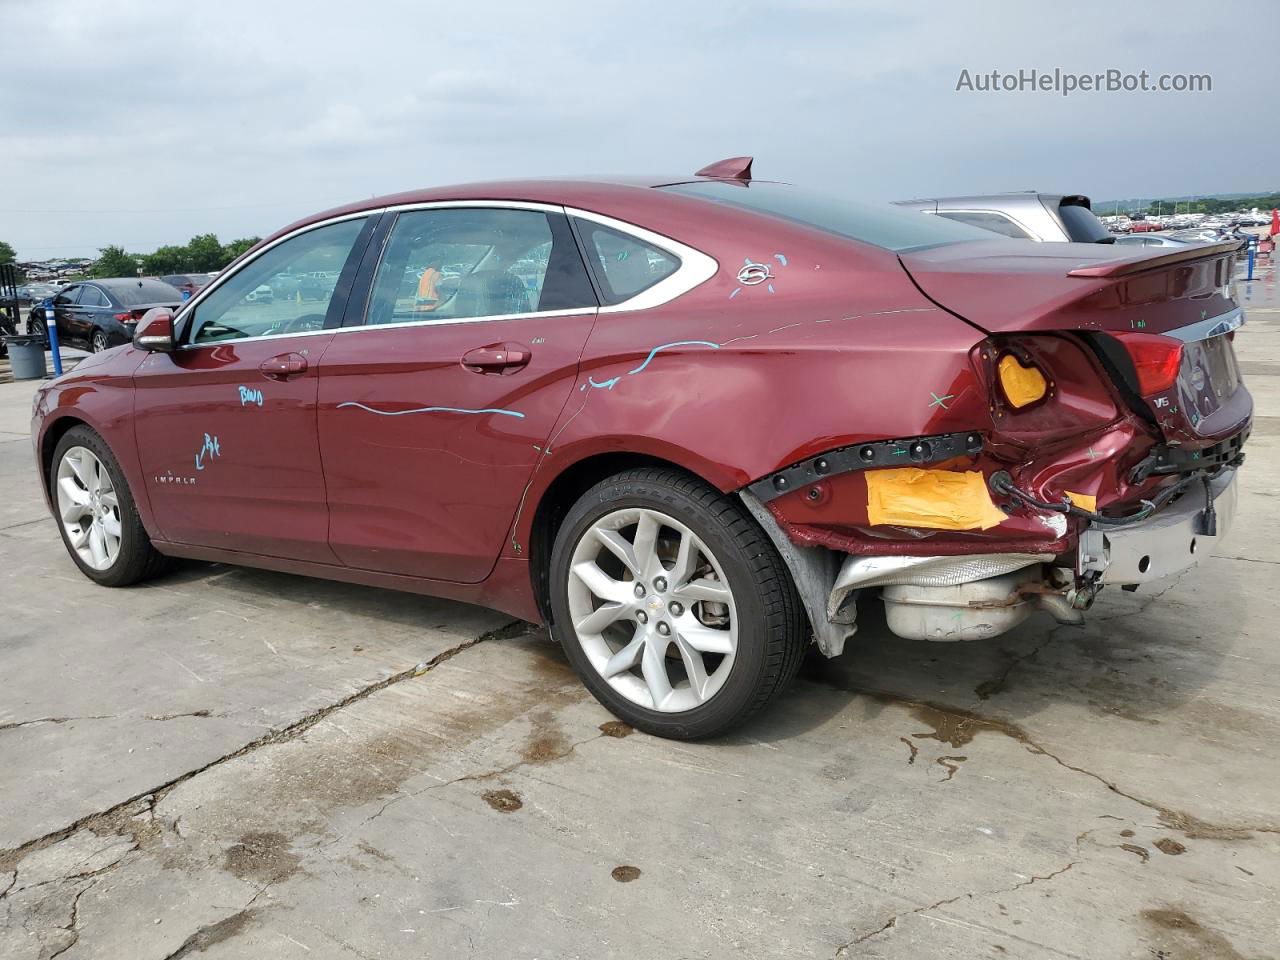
[{"left": 528, "top": 453, "right": 705, "bottom": 625}]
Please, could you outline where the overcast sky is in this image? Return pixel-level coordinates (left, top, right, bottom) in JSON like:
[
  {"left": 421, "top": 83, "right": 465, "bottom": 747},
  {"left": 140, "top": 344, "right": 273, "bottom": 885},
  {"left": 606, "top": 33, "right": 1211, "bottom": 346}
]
[{"left": 2, "top": 0, "right": 1276, "bottom": 259}]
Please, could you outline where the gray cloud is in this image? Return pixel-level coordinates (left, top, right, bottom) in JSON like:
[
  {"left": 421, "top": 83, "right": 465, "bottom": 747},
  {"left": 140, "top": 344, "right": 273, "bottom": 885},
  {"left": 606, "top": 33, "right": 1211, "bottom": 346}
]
[{"left": 2, "top": 0, "right": 1275, "bottom": 258}]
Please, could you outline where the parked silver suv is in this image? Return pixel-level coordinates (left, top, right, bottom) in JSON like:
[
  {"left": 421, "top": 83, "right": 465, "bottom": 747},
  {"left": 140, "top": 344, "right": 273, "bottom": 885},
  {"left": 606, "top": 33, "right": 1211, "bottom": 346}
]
[{"left": 892, "top": 192, "right": 1115, "bottom": 243}]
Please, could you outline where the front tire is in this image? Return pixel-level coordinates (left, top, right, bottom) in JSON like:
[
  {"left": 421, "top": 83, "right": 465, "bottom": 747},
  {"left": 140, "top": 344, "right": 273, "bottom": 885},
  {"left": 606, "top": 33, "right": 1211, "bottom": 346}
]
[
  {"left": 548, "top": 467, "right": 807, "bottom": 739},
  {"left": 28, "top": 316, "right": 48, "bottom": 346},
  {"left": 51, "top": 425, "right": 169, "bottom": 587}
]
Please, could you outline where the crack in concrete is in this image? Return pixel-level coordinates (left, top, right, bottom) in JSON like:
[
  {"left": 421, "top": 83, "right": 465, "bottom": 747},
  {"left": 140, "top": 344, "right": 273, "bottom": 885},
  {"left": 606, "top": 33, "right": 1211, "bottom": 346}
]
[
  {"left": 850, "top": 680, "right": 1280, "bottom": 841},
  {"left": 0, "top": 710, "right": 215, "bottom": 733},
  {"left": 0, "top": 620, "right": 528, "bottom": 876},
  {"left": 975, "top": 632, "right": 1059, "bottom": 700},
  {"left": 0, "top": 715, "right": 116, "bottom": 733},
  {"left": 361, "top": 727, "right": 609, "bottom": 827},
  {"left": 47, "top": 876, "right": 99, "bottom": 960},
  {"left": 160, "top": 908, "right": 258, "bottom": 960},
  {"left": 834, "top": 860, "right": 1079, "bottom": 954}
]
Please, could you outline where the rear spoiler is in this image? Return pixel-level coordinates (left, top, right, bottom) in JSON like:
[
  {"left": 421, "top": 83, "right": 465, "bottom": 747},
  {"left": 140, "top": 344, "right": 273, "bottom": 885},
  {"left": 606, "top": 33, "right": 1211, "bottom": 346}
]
[{"left": 1066, "top": 240, "right": 1240, "bottom": 278}]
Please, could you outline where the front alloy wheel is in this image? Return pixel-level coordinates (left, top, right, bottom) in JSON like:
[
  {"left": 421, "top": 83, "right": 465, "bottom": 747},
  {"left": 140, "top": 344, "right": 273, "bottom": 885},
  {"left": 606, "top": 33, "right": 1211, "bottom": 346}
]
[
  {"left": 56, "top": 445, "right": 122, "bottom": 570},
  {"left": 50, "top": 424, "right": 170, "bottom": 586},
  {"left": 549, "top": 467, "right": 807, "bottom": 739}
]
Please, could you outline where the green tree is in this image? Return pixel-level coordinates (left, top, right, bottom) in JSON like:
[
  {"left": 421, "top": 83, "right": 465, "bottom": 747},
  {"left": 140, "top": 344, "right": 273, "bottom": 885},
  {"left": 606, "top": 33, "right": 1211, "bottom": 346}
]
[
  {"left": 186, "top": 233, "right": 224, "bottom": 272},
  {"left": 0, "top": 241, "right": 22, "bottom": 282},
  {"left": 92, "top": 245, "right": 140, "bottom": 278},
  {"left": 220, "top": 237, "right": 260, "bottom": 267},
  {"left": 141, "top": 245, "right": 193, "bottom": 276}
]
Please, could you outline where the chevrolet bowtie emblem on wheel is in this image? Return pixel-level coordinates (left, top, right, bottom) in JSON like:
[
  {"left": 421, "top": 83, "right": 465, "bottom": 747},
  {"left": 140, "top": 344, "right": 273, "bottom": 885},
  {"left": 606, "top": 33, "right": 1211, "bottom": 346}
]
[{"left": 736, "top": 261, "right": 774, "bottom": 285}]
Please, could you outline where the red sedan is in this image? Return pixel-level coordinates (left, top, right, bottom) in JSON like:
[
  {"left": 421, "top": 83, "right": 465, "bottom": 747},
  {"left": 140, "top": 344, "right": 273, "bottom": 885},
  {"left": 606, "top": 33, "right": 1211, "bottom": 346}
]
[{"left": 30, "top": 158, "right": 1251, "bottom": 738}]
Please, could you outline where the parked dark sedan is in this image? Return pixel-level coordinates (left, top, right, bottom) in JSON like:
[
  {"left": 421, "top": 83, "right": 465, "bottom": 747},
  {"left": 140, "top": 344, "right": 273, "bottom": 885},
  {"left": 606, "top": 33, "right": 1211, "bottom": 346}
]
[{"left": 28, "top": 278, "right": 182, "bottom": 353}]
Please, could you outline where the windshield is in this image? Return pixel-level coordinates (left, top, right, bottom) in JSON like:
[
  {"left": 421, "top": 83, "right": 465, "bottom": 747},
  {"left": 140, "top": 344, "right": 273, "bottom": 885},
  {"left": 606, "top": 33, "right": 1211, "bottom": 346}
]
[{"left": 660, "top": 180, "right": 995, "bottom": 252}]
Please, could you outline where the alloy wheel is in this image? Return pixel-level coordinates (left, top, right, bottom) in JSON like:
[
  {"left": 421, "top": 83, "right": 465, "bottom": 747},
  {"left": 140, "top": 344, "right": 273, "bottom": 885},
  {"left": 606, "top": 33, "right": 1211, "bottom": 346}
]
[
  {"left": 55, "top": 446, "right": 122, "bottom": 571},
  {"left": 91, "top": 330, "right": 108, "bottom": 353},
  {"left": 566, "top": 507, "right": 738, "bottom": 712}
]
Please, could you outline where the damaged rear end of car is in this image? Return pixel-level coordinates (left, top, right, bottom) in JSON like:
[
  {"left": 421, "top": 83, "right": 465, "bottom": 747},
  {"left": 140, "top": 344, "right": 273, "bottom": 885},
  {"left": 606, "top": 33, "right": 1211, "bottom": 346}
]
[{"left": 745, "top": 237, "right": 1250, "bottom": 653}]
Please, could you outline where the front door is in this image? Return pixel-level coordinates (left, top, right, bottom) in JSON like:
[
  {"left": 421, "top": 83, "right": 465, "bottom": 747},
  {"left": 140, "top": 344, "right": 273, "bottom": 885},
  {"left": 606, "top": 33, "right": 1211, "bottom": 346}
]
[
  {"left": 132, "top": 216, "right": 374, "bottom": 562},
  {"left": 318, "top": 206, "right": 598, "bottom": 582},
  {"left": 49, "top": 284, "right": 83, "bottom": 347}
]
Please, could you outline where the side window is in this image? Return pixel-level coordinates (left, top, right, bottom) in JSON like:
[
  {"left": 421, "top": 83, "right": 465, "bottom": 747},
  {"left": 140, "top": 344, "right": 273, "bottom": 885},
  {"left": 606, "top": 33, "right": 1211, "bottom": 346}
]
[
  {"left": 80, "top": 287, "right": 110, "bottom": 308},
  {"left": 363, "top": 208, "right": 594, "bottom": 327},
  {"left": 186, "top": 218, "right": 367, "bottom": 344},
  {"left": 936, "top": 210, "right": 1033, "bottom": 240},
  {"left": 54, "top": 286, "right": 81, "bottom": 306},
  {"left": 575, "top": 221, "right": 679, "bottom": 305}
]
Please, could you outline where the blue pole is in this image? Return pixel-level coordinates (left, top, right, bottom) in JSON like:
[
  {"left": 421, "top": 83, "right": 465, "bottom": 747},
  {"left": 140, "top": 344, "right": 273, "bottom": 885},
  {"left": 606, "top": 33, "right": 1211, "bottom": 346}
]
[
  {"left": 42, "top": 298, "right": 64, "bottom": 376},
  {"left": 1246, "top": 241, "right": 1256, "bottom": 282}
]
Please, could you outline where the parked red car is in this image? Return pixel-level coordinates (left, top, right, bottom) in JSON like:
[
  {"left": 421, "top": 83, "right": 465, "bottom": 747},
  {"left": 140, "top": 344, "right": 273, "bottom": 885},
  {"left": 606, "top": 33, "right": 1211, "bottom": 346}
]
[{"left": 30, "top": 158, "right": 1251, "bottom": 738}]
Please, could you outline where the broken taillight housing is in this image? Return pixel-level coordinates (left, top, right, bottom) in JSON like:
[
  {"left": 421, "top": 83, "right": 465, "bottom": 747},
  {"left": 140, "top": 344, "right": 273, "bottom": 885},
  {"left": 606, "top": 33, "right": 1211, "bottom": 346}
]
[
  {"left": 1114, "top": 333, "right": 1184, "bottom": 395},
  {"left": 997, "top": 353, "right": 1048, "bottom": 408}
]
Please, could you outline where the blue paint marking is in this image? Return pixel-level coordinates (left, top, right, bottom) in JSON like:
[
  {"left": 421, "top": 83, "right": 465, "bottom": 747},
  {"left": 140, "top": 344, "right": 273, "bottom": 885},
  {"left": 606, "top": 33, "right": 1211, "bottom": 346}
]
[
  {"left": 774, "top": 253, "right": 788, "bottom": 266},
  {"left": 195, "top": 433, "right": 221, "bottom": 471},
  {"left": 627, "top": 341, "right": 720, "bottom": 376},
  {"left": 337, "top": 401, "right": 525, "bottom": 419},
  {"left": 767, "top": 283, "right": 775, "bottom": 294},
  {"left": 238, "top": 385, "right": 264, "bottom": 407},
  {"left": 728, "top": 288, "right": 740, "bottom": 299},
  {"left": 586, "top": 376, "right": 621, "bottom": 390}
]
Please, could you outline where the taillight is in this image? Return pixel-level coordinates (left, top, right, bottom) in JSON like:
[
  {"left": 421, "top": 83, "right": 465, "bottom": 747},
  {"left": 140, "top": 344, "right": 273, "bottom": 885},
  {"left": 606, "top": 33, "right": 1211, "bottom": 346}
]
[
  {"left": 1115, "top": 333, "right": 1183, "bottom": 395},
  {"left": 113, "top": 312, "right": 133, "bottom": 324}
]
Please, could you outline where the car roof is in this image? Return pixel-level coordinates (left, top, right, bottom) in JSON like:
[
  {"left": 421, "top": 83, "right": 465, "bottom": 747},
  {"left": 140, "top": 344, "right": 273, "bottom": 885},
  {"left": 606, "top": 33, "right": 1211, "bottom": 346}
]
[{"left": 264, "top": 175, "right": 711, "bottom": 245}]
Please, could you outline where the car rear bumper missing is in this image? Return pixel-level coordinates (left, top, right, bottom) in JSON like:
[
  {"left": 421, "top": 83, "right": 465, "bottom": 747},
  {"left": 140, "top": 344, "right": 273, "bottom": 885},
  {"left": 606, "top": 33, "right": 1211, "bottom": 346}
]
[{"left": 1078, "top": 468, "right": 1238, "bottom": 585}]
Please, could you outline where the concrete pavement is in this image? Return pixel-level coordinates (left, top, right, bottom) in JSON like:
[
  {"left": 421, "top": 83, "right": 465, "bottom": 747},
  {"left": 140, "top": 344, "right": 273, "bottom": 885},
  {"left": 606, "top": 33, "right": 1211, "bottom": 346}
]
[{"left": 1, "top": 261, "right": 1278, "bottom": 958}]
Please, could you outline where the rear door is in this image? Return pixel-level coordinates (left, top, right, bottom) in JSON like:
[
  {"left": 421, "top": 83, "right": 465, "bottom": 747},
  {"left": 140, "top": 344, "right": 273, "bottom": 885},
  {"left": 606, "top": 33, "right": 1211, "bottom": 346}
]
[
  {"left": 132, "top": 215, "right": 375, "bottom": 562},
  {"left": 317, "top": 205, "right": 598, "bottom": 582}
]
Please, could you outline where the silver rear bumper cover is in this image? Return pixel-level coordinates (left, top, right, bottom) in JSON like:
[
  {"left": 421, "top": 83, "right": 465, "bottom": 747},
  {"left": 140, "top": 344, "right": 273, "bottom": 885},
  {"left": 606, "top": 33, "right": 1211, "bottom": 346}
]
[{"left": 1078, "top": 469, "right": 1237, "bottom": 585}]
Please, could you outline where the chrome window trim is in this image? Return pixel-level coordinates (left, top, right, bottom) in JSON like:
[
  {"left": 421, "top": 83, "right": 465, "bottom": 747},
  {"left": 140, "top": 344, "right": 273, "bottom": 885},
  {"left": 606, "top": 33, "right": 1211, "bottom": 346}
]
[
  {"left": 174, "top": 209, "right": 382, "bottom": 345},
  {"left": 173, "top": 199, "right": 718, "bottom": 351},
  {"left": 1165, "top": 306, "right": 1244, "bottom": 343}
]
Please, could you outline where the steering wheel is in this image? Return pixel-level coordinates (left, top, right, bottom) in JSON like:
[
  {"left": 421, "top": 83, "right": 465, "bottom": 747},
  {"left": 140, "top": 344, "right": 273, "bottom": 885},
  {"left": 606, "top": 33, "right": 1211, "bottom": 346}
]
[{"left": 275, "top": 313, "right": 326, "bottom": 335}]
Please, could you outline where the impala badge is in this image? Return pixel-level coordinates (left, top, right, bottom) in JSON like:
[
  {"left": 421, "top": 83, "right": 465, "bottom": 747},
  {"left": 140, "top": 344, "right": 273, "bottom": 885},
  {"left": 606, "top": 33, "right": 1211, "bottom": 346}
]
[{"left": 737, "top": 261, "right": 774, "bottom": 285}]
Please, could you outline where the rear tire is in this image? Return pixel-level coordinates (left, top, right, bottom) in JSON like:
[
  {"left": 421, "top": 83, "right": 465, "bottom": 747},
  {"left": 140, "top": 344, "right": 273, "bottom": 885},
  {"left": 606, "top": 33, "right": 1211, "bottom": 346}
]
[
  {"left": 51, "top": 425, "right": 169, "bottom": 587},
  {"left": 90, "top": 329, "right": 109, "bottom": 353},
  {"left": 548, "top": 467, "right": 807, "bottom": 739}
]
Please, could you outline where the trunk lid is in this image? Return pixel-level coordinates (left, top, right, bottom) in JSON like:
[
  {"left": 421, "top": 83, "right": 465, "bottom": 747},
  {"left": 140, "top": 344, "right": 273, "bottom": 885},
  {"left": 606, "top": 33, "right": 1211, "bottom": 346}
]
[{"left": 900, "top": 239, "right": 1250, "bottom": 446}]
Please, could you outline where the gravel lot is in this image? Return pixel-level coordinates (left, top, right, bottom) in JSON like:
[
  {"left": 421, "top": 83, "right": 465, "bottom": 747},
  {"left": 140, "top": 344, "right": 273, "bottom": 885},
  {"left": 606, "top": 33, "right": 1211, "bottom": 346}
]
[{"left": 2, "top": 262, "right": 1278, "bottom": 959}]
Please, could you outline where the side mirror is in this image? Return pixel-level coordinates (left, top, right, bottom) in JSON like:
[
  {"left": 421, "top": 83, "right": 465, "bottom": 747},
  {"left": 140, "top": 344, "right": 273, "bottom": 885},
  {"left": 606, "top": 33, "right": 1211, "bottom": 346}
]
[{"left": 133, "top": 308, "right": 175, "bottom": 352}]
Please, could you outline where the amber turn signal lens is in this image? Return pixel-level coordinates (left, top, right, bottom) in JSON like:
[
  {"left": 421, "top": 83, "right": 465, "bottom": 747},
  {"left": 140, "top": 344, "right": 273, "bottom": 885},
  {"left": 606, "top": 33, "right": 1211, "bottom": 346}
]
[{"left": 997, "top": 354, "right": 1048, "bottom": 408}]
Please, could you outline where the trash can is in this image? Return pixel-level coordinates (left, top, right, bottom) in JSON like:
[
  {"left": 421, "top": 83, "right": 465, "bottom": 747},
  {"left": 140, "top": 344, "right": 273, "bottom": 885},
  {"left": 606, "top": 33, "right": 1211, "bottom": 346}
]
[{"left": 3, "top": 335, "right": 48, "bottom": 380}]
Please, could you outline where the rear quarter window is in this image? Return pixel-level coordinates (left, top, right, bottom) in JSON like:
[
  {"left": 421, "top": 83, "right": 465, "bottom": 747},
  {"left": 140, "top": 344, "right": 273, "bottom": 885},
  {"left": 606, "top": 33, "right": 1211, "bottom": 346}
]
[{"left": 575, "top": 221, "right": 680, "bottom": 305}]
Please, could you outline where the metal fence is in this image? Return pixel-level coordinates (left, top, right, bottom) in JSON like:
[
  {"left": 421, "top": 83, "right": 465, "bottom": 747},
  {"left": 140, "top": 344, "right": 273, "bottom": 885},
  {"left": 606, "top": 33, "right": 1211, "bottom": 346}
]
[{"left": 0, "top": 262, "right": 19, "bottom": 336}]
